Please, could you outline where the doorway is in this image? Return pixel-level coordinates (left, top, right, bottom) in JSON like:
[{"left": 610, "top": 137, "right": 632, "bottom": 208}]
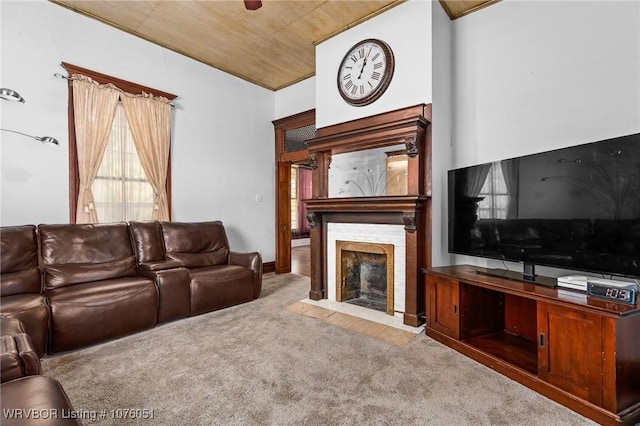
[
  {"left": 272, "top": 109, "right": 316, "bottom": 274},
  {"left": 291, "top": 164, "right": 312, "bottom": 277}
]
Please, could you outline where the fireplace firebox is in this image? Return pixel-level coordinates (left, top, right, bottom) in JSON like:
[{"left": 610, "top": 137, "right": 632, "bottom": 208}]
[{"left": 336, "top": 241, "right": 394, "bottom": 315}]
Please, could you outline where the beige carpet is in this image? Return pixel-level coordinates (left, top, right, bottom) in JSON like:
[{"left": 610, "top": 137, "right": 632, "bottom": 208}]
[{"left": 42, "top": 273, "right": 595, "bottom": 425}]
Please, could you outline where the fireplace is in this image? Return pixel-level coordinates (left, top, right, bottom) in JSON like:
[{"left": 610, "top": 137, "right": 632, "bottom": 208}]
[
  {"left": 303, "top": 104, "right": 432, "bottom": 327},
  {"left": 336, "top": 241, "right": 394, "bottom": 315}
]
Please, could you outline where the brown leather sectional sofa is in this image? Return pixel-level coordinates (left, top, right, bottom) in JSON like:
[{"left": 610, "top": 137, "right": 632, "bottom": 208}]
[
  {"left": 1, "top": 221, "right": 262, "bottom": 424},
  {"left": 1, "top": 220, "right": 262, "bottom": 355}
]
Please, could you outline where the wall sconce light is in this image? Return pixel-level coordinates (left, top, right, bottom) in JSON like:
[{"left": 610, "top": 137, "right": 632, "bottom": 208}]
[
  {"left": 0, "top": 88, "right": 26, "bottom": 103},
  {"left": 1, "top": 87, "right": 59, "bottom": 146},
  {"left": 0, "top": 128, "right": 59, "bottom": 146}
]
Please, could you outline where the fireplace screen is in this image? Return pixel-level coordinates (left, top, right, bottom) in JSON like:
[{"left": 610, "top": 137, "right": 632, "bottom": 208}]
[{"left": 336, "top": 241, "right": 394, "bottom": 315}]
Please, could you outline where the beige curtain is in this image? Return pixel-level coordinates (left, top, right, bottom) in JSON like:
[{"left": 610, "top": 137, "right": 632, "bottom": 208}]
[
  {"left": 73, "top": 74, "right": 120, "bottom": 223},
  {"left": 121, "top": 92, "right": 172, "bottom": 221},
  {"left": 93, "top": 104, "right": 156, "bottom": 222}
]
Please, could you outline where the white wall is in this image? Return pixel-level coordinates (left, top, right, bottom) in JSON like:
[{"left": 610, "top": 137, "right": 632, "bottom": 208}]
[
  {"left": 431, "top": 1, "right": 454, "bottom": 267},
  {"left": 448, "top": 0, "right": 640, "bottom": 276},
  {"left": 452, "top": 0, "right": 640, "bottom": 168},
  {"left": 274, "top": 76, "right": 315, "bottom": 120},
  {"left": 315, "top": 1, "right": 432, "bottom": 128},
  {"left": 0, "top": 1, "right": 276, "bottom": 260}
]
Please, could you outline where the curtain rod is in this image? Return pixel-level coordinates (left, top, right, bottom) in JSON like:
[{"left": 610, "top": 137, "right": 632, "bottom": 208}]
[{"left": 54, "top": 73, "right": 176, "bottom": 108}]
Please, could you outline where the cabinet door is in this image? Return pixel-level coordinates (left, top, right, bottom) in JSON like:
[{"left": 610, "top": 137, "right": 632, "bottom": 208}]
[
  {"left": 537, "top": 302, "right": 603, "bottom": 406},
  {"left": 426, "top": 275, "right": 459, "bottom": 339}
]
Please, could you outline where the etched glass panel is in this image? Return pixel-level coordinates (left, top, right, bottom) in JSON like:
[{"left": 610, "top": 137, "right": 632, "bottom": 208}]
[{"left": 328, "top": 143, "right": 408, "bottom": 197}]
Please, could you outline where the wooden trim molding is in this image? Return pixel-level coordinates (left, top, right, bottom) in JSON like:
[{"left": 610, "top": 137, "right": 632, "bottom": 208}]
[
  {"left": 273, "top": 109, "right": 316, "bottom": 274},
  {"left": 61, "top": 62, "right": 177, "bottom": 99},
  {"left": 263, "top": 261, "right": 276, "bottom": 274},
  {"left": 62, "top": 62, "right": 175, "bottom": 223}
]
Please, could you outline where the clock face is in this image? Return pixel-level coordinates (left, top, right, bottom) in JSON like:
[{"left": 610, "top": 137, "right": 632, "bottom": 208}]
[{"left": 337, "top": 39, "right": 394, "bottom": 106}]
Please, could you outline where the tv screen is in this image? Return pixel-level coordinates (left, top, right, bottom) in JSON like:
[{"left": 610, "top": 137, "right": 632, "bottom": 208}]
[{"left": 448, "top": 133, "right": 640, "bottom": 279}]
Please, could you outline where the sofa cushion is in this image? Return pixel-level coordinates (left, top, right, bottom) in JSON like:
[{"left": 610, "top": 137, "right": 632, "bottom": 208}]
[
  {"left": 47, "top": 277, "right": 158, "bottom": 353},
  {"left": 0, "top": 318, "right": 26, "bottom": 336},
  {"left": 43, "top": 257, "right": 137, "bottom": 290},
  {"left": 39, "top": 222, "right": 135, "bottom": 265},
  {"left": 39, "top": 223, "right": 138, "bottom": 290},
  {"left": 0, "top": 269, "right": 42, "bottom": 298},
  {"left": 0, "top": 225, "right": 40, "bottom": 296},
  {"left": 189, "top": 265, "right": 255, "bottom": 315},
  {"left": 129, "top": 221, "right": 165, "bottom": 263},
  {"left": 162, "top": 221, "right": 229, "bottom": 267}
]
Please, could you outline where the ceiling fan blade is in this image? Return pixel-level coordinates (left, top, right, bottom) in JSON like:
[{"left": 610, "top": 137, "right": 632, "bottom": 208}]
[{"left": 244, "top": 0, "right": 262, "bottom": 10}]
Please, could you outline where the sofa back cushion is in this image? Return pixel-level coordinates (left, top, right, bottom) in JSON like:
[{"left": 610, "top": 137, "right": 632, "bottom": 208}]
[
  {"left": 129, "top": 221, "right": 165, "bottom": 263},
  {"left": 161, "top": 221, "right": 229, "bottom": 268},
  {"left": 39, "top": 223, "right": 137, "bottom": 290},
  {"left": 0, "top": 225, "right": 41, "bottom": 296}
]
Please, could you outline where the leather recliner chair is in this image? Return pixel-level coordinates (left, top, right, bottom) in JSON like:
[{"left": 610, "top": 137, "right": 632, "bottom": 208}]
[
  {"left": 38, "top": 223, "right": 159, "bottom": 353},
  {"left": 161, "top": 221, "right": 262, "bottom": 316},
  {"left": 129, "top": 221, "right": 262, "bottom": 317}
]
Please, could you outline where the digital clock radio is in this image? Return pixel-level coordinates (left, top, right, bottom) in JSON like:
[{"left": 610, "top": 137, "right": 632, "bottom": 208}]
[{"left": 587, "top": 278, "right": 637, "bottom": 305}]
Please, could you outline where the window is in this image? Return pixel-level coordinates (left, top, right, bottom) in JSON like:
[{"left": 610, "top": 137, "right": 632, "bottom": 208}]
[
  {"left": 92, "top": 104, "right": 155, "bottom": 222},
  {"left": 63, "top": 62, "right": 176, "bottom": 224},
  {"left": 477, "top": 162, "right": 508, "bottom": 219}
]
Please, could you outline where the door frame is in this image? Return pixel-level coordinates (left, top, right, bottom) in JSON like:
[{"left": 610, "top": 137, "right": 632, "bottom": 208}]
[{"left": 272, "top": 109, "right": 316, "bottom": 274}]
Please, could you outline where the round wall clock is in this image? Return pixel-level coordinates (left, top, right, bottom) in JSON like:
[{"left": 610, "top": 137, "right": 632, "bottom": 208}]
[{"left": 337, "top": 38, "right": 395, "bottom": 107}]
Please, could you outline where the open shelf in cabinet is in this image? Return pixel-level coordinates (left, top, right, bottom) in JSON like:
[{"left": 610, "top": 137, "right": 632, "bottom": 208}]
[
  {"left": 458, "top": 281, "right": 538, "bottom": 374},
  {"left": 463, "top": 331, "right": 538, "bottom": 374}
]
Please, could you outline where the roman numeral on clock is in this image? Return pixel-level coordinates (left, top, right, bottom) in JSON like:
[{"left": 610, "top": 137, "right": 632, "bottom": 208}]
[
  {"left": 371, "top": 71, "right": 381, "bottom": 80},
  {"left": 345, "top": 80, "right": 353, "bottom": 90},
  {"left": 373, "top": 62, "right": 382, "bottom": 70}
]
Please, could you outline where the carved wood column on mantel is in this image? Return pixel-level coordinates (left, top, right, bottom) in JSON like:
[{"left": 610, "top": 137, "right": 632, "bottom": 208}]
[{"left": 303, "top": 104, "right": 432, "bottom": 327}]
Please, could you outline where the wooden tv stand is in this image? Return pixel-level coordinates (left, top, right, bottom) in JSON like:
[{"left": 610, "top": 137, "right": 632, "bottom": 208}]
[{"left": 424, "top": 265, "right": 640, "bottom": 426}]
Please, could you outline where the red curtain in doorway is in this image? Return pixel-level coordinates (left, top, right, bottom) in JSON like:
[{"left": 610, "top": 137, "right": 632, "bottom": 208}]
[{"left": 297, "top": 167, "right": 312, "bottom": 234}]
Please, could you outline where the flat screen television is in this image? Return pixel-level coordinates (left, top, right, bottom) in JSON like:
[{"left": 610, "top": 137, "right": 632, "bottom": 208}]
[{"left": 448, "top": 132, "right": 640, "bottom": 282}]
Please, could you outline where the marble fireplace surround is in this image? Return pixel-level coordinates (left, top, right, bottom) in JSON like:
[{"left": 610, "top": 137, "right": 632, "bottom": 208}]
[{"left": 333, "top": 227, "right": 400, "bottom": 315}]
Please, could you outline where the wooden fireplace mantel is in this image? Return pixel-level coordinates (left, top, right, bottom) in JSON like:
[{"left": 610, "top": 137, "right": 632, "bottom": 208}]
[
  {"left": 305, "top": 195, "right": 429, "bottom": 214},
  {"left": 304, "top": 105, "right": 432, "bottom": 327}
]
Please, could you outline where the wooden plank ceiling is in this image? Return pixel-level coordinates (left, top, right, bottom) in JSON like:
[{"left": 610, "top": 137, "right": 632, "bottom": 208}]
[{"left": 50, "top": 0, "right": 499, "bottom": 91}]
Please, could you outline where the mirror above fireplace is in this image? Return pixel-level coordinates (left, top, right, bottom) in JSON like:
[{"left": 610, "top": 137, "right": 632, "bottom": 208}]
[{"left": 329, "top": 144, "right": 408, "bottom": 198}]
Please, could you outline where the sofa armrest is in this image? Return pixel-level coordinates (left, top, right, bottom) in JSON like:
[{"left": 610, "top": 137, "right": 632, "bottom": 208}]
[
  {"left": 229, "top": 251, "right": 262, "bottom": 299},
  {"left": 139, "top": 260, "right": 183, "bottom": 272},
  {"left": 1, "top": 334, "right": 41, "bottom": 383},
  {"left": 228, "top": 251, "right": 261, "bottom": 272},
  {"left": 1, "top": 336, "right": 22, "bottom": 383},
  {"left": 138, "top": 266, "right": 190, "bottom": 323}
]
